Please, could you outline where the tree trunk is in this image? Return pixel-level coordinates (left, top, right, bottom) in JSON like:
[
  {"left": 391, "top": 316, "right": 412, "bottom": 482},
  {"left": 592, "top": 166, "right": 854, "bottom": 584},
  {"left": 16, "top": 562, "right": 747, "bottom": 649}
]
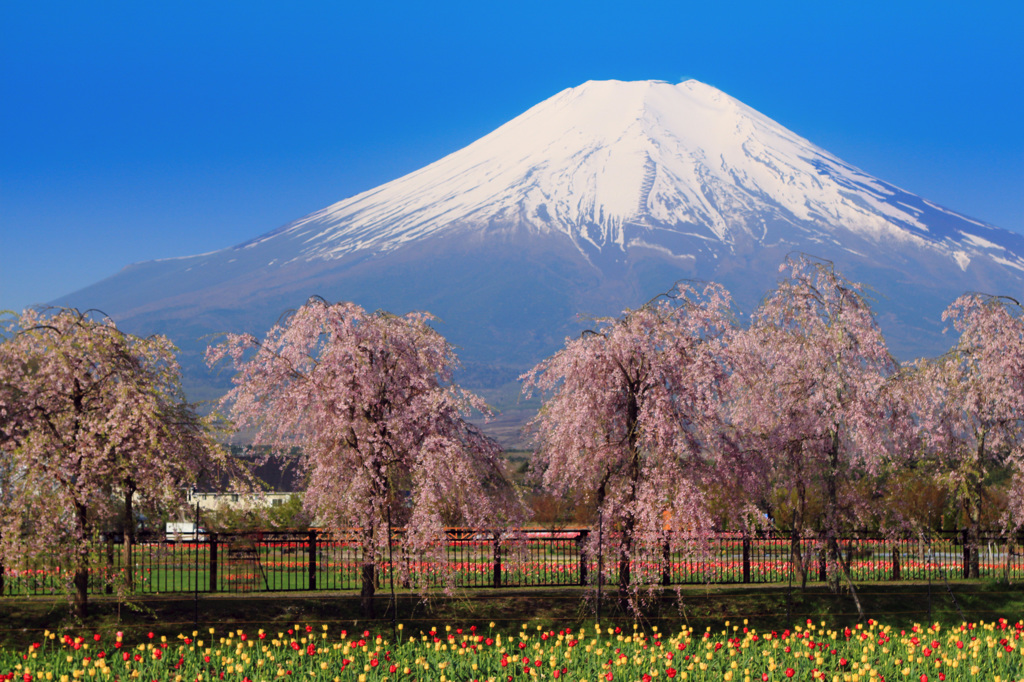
[
  {"left": 618, "top": 383, "right": 641, "bottom": 614},
  {"left": 790, "top": 449, "right": 808, "bottom": 589},
  {"left": 360, "top": 462, "right": 391, "bottom": 620},
  {"left": 824, "top": 431, "right": 842, "bottom": 593},
  {"left": 790, "top": 529, "right": 806, "bottom": 589},
  {"left": 963, "top": 436, "right": 986, "bottom": 579},
  {"left": 360, "top": 520, "right": 376, "bottom": 619},
  {"left": 123, "top": 484, "right": 135, "bottom": 591},
  {"left": 70, "top": 386, "right": 90, "bottom": 618},
  {"left": 74, "top": 500, "right": 89, "bottom": 619},
  {"left": 360, "top": 558, "right": 376, "bottom": 619},
  {"left": 595, "top": 473, "right": 610, "bottom": 622},
  {"left": 617, "top": 514, "right": 634, "bottom": 613},
  {"left": 965, "top": 497, "right": 981, "bottom": 579}
]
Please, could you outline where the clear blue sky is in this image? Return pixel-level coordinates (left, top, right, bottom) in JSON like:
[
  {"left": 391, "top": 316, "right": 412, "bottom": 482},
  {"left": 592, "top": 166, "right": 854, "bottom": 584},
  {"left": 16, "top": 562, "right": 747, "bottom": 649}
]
[{"left": 2, "top": 1, "right": 1022, "bottom": 313}]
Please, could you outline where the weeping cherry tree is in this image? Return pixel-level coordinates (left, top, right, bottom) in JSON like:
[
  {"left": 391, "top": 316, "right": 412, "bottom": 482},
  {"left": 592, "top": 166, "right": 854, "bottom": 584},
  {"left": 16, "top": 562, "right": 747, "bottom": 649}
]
[
  {"left": 521, "top": 283, "right": 735, "bottom": 612},
  {"left": 0, "top": 308, "right": 236, "bottom": 617},
  {"left": 727, "top": 255, "right": 896, "bottom": 595},
  {"left": 907, "top": 294, "right": 1024, "bottom": 577},
  {"left": 206, "top": 298, "right": 521, "bottom": 618}
]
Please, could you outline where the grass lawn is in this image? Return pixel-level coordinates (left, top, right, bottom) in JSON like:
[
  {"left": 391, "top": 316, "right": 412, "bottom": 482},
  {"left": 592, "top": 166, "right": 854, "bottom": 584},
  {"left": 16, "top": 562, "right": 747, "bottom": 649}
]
[{"left": 1, "top": 580, "right": 1022, "bottom": 651}]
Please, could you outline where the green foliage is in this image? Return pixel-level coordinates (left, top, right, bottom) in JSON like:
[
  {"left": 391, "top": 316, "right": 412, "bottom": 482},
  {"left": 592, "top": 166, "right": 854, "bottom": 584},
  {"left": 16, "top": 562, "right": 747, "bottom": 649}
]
[{"left": 203, "top": 494, "right": 311, "bottom": 532}]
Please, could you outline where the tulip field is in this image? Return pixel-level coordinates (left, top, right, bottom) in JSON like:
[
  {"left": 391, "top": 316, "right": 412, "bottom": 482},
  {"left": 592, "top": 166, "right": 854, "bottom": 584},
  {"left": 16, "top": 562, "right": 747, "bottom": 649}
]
[{"left": 3, "top": 618, "right": 1024, "bottom": 681}]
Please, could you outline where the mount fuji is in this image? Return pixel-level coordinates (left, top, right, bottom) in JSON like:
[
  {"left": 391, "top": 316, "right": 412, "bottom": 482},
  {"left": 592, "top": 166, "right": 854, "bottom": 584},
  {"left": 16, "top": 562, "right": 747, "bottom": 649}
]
[{"left": 59, "top": 79, "right": 1024, "bottom": 418}]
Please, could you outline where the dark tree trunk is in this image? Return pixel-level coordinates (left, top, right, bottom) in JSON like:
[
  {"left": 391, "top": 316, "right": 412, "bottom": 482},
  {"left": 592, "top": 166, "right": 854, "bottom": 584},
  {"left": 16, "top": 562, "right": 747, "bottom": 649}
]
[
  {"left": 965, "top": 498, "right": 982, "bottom": 579},
  {"left": 70, "top": 385, "right": 90, "bottom": 618},
  {"left": 825, "top": 432, "right": 842, "bottom": 593},
  {"left": 74, "top": 501, "right": 89, "bottom": 619},
  {"left": 963, "top": 435, "right": 986, "bottom": 579},
  {"left": 617, "top": 518, "right": 634, "bottom": 613},
  {"left": 360, "top": 516, "right": 377, "bottom": 619},
  {"left": 360, "top": 559, "right": 376, "bottom": 619},
  {"left": 123, "top": 484, "right": 135, "bottom": 590},
  {"left": 790, "top": 447, "right": 808, "bottom": 589},
  {"left": 618, "top": 382, "right": 641, "bottom": 614},
  {"left": 595, "top": 473, "right": 610, "bottom": 621},
  {"left": 790, "top": 529, "right": 806, "bottom": 590}
]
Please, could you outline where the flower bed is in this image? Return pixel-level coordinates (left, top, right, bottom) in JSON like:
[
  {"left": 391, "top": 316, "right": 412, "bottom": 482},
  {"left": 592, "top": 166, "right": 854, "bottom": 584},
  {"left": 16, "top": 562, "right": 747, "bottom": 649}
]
[{"left": 2, "top": 618, "right": 1023, "bottom": 681}]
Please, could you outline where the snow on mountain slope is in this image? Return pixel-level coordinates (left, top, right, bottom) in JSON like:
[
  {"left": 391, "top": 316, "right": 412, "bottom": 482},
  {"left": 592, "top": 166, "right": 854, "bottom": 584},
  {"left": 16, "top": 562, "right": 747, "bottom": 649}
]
[{"left": 233, "top": 79, "right": 1023, "bottom": 274}]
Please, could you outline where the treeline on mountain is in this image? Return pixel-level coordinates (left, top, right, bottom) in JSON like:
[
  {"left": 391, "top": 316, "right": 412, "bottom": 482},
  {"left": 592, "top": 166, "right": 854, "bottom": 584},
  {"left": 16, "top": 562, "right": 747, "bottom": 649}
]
[{"left": 3, "top": 254, "right": 1024, "bottom": 617}]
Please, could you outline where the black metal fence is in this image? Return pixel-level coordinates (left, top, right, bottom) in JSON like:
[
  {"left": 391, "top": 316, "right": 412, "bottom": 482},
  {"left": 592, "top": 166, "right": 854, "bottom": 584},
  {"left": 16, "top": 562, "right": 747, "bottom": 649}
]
[{"left": 2, "top": 529, "right": 1020, "bottom": 597}]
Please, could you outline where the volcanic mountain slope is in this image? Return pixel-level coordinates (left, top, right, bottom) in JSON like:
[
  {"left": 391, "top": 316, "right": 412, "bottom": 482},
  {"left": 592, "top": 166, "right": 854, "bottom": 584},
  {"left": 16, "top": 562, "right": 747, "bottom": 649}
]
[{"left": 59, "top": 79, "right": 1024, "bottom": 405}]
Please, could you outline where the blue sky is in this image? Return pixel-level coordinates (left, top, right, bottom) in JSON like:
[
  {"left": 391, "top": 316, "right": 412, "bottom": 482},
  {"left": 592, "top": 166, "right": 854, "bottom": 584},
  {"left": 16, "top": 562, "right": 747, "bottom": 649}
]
[{"left": 2, "top": 1, "right": 1022, "bottom": 313}]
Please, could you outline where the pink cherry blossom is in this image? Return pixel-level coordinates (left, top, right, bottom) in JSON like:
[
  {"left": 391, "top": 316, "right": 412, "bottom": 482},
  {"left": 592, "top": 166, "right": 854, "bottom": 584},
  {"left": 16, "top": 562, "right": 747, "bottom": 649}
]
[
  {"left": 0, "top": 307, "right": 237, "bottom": 616},
  {"left": 904, "top": 294, "right": 1024, "bottom": 576},
  {"left": 726, "top": 255, "right": 897, "bottom": 593},
  {"left": 206, "top": 297, "right": 522, "bottom": 617},
  {"left": 521, "top": 282, "right": 734, "bottom": 610}
]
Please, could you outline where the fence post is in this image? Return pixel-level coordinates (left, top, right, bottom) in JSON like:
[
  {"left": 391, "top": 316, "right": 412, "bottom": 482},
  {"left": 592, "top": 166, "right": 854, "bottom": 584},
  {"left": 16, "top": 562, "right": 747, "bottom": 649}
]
[
  {"left": 743, "top": 538, "right": 751, "bottom": 584},
  {"left": 578, "top": 529, "right": 589, "bottom": 586},
  {"left": 308, "top": 530, "right": 317, "bottom": 591},
  {"left": 818, "top": 548, "right": 827, "bottom": 582},
  {"left": 661, "top": 537, "right": 671, "bottom": 586},
  {"left": 492, "top": 532, "right": 502, "bottom": 588},
  {"left": 105, "top": 536, "right": 114, "bottom": 595},
  {"left": 892, "top": 545, "right": 901, "bottom": 581},
  {"left": 209, "top": 533, "right": 218, "bottom": 592}
]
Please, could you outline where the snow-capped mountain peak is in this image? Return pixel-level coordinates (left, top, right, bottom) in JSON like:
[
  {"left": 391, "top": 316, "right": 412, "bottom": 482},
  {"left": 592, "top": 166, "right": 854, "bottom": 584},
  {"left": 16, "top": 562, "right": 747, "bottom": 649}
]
[{"left": 238, "top": 79, "right": 1017, "bottom": 276}]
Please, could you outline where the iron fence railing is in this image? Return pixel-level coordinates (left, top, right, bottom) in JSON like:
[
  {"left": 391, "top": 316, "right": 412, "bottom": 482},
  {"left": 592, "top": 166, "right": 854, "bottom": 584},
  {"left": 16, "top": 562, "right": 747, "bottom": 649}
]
[{"left": 1, "top": 529, "right": 1020, "bottom": 597}]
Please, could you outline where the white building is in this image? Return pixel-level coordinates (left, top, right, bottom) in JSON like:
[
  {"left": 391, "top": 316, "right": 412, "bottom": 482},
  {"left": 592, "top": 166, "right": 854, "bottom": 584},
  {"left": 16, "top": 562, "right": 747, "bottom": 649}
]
[{"left": 186, "top": 490, "right": 299, "bottom": 512}]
